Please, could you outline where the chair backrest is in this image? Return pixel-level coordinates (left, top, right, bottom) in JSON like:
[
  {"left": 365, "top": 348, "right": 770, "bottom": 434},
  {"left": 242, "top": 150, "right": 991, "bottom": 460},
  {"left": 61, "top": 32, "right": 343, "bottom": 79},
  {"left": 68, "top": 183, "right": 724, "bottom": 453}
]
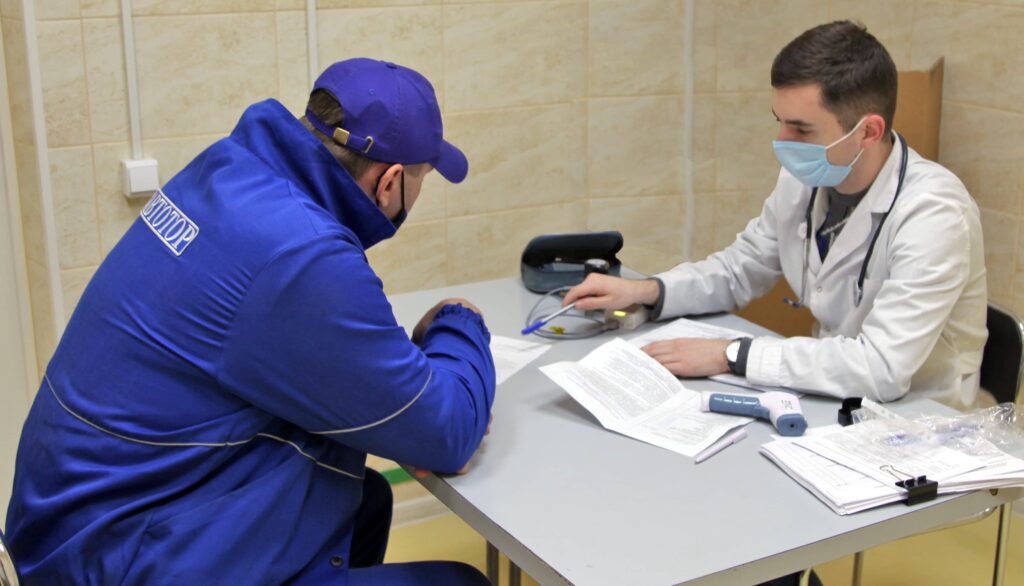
[
  {"left": 0, "top": 527, "right": 19, "bottom": 586},
  {"left": 979, "top": 302, "right": 1024, "bottom": 405}
]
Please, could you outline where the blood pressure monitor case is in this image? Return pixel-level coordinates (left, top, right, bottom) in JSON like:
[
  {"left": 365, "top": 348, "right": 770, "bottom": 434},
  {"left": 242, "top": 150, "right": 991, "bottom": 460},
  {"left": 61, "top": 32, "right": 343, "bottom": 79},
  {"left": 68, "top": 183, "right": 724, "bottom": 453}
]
[{"left": 520, "top": 231, "right": 623, "bottom": 293}]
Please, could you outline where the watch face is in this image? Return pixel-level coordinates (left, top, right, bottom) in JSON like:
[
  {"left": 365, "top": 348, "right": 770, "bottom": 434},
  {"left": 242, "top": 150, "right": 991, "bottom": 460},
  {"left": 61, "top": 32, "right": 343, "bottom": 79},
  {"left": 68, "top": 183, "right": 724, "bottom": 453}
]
[{"left": 726, "top": 341, "right": 740, "bottom": 362}]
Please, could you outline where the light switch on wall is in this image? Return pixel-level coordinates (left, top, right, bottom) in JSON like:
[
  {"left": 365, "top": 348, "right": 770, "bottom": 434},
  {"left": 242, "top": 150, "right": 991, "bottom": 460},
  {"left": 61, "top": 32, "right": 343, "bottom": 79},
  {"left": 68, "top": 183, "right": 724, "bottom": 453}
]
[{"left": 121, "top": 159, "right": 160, "bottom": 199}]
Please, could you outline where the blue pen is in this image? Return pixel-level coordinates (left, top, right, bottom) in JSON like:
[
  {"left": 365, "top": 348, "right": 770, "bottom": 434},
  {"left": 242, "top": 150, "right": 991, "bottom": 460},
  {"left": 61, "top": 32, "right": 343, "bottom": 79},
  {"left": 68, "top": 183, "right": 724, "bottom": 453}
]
[{"left": 522, "top": 302, "right": 577, "bottom": 335}]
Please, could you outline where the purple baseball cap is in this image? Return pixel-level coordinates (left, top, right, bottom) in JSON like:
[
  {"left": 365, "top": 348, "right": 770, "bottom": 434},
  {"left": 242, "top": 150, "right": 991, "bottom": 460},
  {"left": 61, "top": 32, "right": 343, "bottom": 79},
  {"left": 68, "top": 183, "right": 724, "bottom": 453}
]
[{"left": 306, "top": 58, "right": 468, "bottom": 183}]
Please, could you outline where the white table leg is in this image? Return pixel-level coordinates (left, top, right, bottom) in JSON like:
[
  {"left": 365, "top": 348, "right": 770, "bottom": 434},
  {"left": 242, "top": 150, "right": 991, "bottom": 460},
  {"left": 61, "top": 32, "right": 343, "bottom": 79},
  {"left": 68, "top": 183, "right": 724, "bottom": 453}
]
[{"left": 993, "top": 502, "right": 1013, "bottom": 586}]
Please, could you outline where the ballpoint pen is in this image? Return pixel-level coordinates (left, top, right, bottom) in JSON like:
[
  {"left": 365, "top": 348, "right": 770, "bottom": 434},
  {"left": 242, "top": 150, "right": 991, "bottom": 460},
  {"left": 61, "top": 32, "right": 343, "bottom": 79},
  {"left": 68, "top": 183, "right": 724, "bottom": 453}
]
[
  {"left": 521, "top": 302, "right": 577, "bottom": 335},
  {"left": 694, "top": 427, "right": 748, "bottom": 464}
]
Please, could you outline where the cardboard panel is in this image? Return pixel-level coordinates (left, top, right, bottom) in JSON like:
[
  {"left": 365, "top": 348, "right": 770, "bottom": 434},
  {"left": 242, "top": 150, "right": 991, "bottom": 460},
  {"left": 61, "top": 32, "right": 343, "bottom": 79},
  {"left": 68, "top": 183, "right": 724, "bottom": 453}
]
[{"left": 894, "top": 58, "right": 944, "bottom": 161}]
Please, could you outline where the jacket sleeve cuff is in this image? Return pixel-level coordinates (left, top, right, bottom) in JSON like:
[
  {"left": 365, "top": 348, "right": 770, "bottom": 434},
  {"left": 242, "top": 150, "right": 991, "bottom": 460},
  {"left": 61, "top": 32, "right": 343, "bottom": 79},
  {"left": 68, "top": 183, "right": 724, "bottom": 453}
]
[
  {"left": 648, "top": 277, "right": 666, "bottom": 321},
  {"left": 744, "top": 337, "right": 785, "bottom": 387},
  {"left": 429, "top": 304, "right": 491, "bottom": 340}
]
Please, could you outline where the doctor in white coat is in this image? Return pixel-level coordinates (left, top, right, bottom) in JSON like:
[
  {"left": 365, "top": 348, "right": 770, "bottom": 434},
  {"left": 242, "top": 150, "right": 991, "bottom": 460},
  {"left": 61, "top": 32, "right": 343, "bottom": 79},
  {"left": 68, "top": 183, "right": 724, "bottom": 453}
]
[{"left": 564, "top": 20, "right": 987, "bottom": 410}]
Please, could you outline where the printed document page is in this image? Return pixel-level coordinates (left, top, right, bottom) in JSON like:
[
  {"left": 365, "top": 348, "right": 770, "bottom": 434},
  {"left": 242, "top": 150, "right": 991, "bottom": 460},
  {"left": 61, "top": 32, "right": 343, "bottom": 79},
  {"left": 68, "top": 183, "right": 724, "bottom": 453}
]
[
  {"left": 628, "top": 317, "right": 782, "bottom": 393},
  {"left": 490, "top": 335, "right": 551, "bottom": 385},
  {"left": 540, "top": 338, "right": 749, "bottom": 457},
  {"left": 790, "top": 419, "right": 986, "bottom": 486}
]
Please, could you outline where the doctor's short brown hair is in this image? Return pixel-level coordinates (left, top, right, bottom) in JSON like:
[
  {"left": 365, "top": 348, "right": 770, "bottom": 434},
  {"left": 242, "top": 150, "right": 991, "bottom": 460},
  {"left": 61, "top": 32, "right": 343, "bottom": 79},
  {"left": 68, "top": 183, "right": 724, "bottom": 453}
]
[{"left": 771, "top": 20, "right": 898, "bottom": 135}]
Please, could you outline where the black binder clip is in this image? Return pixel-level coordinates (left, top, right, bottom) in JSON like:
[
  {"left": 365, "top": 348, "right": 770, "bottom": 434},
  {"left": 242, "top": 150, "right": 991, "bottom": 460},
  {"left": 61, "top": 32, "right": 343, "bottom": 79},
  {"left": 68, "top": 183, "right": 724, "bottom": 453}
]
[
  {"left": 837, "top": 397, "right": 863, "bottom": 427},
  {"left": 881, "top": 465, "right": 939, "bottom": 506}
]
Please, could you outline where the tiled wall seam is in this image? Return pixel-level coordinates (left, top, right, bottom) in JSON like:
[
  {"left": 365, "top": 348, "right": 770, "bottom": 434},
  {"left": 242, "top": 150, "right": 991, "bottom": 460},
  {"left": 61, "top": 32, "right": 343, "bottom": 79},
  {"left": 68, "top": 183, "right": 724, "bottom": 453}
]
[
  {"left": 77, "top": 15, "right": 106, "bottom": 268},
  {"left": 944, "top": 99, "right": 1024, "bottom": 116}
]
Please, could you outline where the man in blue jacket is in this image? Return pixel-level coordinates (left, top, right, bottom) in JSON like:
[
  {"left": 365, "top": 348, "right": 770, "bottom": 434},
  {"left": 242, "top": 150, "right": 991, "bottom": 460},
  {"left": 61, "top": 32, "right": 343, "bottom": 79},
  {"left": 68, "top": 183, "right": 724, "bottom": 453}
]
[{"left": 6, "top": 58, "right": 495, "bottom": 585}]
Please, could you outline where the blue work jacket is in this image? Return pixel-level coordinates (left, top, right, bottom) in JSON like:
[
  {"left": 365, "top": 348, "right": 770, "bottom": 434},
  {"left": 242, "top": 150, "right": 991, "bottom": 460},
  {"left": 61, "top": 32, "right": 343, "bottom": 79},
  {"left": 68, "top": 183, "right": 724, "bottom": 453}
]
[{"left": 5, "top": 99, "right": 495, "bottom": 585}]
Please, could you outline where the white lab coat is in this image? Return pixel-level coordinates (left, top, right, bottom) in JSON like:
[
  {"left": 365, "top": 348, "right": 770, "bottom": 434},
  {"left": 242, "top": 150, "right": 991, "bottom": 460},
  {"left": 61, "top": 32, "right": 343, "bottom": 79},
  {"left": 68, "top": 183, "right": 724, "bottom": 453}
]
[{"left": 655, "top": 136, "right": 987, "bottom": 407}]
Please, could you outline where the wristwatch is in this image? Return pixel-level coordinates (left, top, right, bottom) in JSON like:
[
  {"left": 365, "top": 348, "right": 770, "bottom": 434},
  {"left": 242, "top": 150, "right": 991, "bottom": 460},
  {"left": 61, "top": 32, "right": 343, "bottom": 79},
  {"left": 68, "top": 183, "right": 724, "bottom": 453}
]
[
  {"left": 724, "top": 338, "right": 751, "bottom": 376},
  {"left": 724, "top": 340, "right": 742, "bottom": 373}
]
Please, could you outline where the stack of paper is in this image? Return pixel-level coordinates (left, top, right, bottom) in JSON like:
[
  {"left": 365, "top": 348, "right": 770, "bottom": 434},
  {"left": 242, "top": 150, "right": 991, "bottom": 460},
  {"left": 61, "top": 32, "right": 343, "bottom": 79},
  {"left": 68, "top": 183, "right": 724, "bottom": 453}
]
[
  {"left": 761, "top": 419, "right": 1024, "bottom": 514},
  {"left": 540, "top": 338, "right": 751, "bottom": 458}
]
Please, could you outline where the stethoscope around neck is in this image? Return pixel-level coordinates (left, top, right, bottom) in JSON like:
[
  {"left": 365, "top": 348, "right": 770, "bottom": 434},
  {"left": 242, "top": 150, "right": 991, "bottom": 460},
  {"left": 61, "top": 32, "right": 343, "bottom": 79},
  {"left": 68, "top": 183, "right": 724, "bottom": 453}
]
[{"left": 783, "top": 132, "right": 909, "bottom": 309}]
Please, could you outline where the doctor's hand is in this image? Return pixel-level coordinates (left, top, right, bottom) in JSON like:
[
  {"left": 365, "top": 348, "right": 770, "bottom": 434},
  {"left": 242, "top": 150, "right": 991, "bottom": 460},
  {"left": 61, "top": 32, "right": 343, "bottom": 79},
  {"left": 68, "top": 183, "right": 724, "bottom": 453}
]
[
  {"left": 562, "top": 274, "right": 660, "bottom": 311},
  {"left": 642, "top": 338, "right": 731, "bottom": 378},
  {"left": 412, "top": 297, "right": 483, "bottom": 345}
]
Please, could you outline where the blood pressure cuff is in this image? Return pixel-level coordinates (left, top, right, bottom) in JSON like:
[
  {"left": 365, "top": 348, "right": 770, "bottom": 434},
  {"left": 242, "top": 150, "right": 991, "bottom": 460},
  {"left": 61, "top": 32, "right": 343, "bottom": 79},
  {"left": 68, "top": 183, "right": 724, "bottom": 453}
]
[{"left": 520, "top": 231, "right": 623, "bottom": 293}]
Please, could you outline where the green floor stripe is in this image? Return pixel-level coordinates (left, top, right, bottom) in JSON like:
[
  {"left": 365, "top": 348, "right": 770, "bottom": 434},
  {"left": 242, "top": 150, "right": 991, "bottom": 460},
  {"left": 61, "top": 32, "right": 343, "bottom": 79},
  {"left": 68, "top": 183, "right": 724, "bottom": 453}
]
[{"left": 381, "top": 467, "right": 413, "bottom": 486}]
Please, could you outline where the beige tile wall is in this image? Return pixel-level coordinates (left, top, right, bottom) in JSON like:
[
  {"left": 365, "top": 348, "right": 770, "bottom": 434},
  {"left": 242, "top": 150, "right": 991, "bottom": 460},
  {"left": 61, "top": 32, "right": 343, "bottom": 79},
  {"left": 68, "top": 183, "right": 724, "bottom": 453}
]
[
  {"left": 1, "top": 0, "right": 684, "bottom": 500},
  {"left": 13, "top": 0, "right": 692, "bottom": 340},
  {"left": 8, "top": 0, "right": 1024, "bottom": 374}
]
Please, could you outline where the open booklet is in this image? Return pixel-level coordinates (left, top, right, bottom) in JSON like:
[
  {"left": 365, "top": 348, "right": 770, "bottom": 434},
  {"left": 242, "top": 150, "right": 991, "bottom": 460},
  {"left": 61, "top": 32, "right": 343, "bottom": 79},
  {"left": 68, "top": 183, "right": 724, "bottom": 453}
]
[
  {"left": 761, "top": 415, "right": 1024, "bottom": 514},
  {"left": 540, "top": 338, "right": 751, "bottom": 458}
]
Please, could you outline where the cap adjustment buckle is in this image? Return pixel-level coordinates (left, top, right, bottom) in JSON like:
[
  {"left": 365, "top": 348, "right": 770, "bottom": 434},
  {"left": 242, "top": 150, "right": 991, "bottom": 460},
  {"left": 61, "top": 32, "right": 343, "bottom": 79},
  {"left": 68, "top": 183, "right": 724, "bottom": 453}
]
[{"left": 331, "top": 128, "right": 374, "bottom": 154}]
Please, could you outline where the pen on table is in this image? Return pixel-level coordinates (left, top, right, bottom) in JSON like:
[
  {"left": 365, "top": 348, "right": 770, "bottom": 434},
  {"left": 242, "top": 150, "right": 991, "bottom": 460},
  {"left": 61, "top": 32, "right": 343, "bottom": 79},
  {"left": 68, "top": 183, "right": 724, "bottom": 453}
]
[
  {"left": 694, "top": 427, "right": 748, "bottom": 464},
  {"left": 521, "top": 302, "right": 577, "bottom": 335}
]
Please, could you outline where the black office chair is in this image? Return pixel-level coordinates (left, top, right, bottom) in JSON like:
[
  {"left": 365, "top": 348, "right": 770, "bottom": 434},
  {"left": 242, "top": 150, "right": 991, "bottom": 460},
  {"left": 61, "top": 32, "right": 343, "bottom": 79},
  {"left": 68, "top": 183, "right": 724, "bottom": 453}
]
[
  {"left": 978, "top": 302, "right": 1024, "bottom": 586},
  {"left": 850, "top": 302, "right": 1024, "bottom": 586},
  {"left": 0, "top": 527, "right": 20, "bottom": 586},
  {"left": 980, "top": 302, "right": 1024, "bottom": 405}
]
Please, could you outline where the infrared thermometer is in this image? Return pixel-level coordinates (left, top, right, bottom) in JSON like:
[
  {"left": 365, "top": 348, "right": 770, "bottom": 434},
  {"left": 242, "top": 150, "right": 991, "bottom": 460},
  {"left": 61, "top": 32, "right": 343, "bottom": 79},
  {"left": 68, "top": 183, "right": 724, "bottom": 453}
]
[{"left": 701, "top": 391, "right": 807, "bottom": 436}]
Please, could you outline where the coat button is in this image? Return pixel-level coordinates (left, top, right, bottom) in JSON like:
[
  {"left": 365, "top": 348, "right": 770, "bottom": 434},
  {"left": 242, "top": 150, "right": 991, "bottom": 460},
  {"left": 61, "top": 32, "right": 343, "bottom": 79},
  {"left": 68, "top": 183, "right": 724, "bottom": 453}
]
[
  {"left": 816, "top": 286, "right": 823, "bottom": 293},
  {"left": 330, "top": 555, "right": 344, "bottom": 567}
]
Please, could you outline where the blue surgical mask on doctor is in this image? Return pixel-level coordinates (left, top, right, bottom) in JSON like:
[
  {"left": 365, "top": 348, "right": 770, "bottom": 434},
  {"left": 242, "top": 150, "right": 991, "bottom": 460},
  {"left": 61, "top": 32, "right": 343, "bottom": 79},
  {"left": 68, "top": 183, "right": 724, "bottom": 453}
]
[{"left": 772, "top": 117, "right": 866, "bottom": 187}]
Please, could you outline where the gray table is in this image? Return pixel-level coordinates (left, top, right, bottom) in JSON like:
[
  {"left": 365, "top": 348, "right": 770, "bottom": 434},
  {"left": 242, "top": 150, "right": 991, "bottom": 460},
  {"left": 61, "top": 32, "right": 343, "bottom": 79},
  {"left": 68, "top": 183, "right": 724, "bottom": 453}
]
[{"left": 389, "top": 277, "right": 1022, "bottom": 586}]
